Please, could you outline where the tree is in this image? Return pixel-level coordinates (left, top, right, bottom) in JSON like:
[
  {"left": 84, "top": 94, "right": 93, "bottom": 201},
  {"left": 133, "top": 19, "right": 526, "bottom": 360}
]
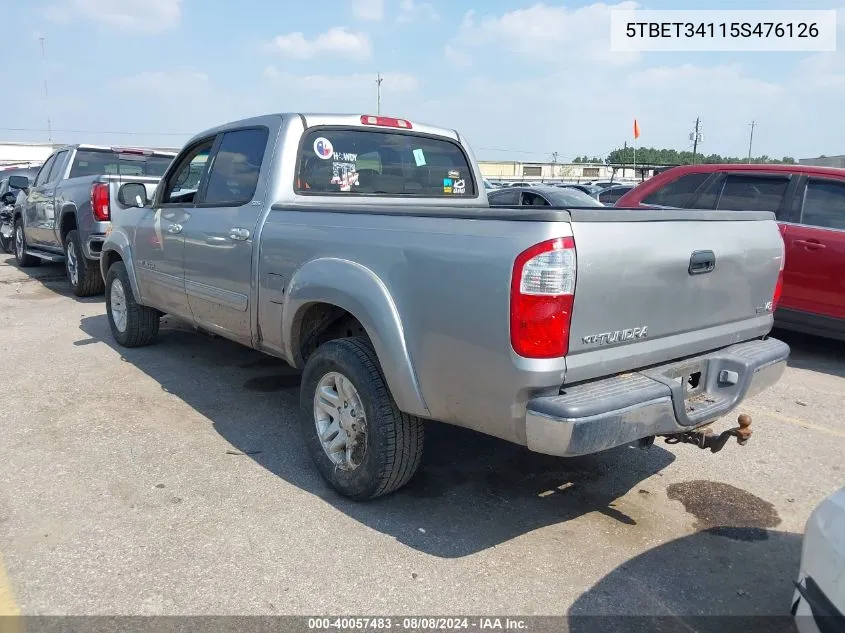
[{"left": 603, "top": 147, "right": 800, "bottom": 166}]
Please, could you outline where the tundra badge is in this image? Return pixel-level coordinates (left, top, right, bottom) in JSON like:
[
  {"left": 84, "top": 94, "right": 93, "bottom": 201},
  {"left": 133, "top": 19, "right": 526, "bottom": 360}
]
[{"left": 582, "top": 326, "right": 649, "bottom": 346}]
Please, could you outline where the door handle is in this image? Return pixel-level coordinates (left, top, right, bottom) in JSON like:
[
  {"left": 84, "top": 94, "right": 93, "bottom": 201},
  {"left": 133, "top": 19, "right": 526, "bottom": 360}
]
[
  {"left": 167, "top": 223, "right": 183, "bottom": 234},
  {"left": 228, "top": 227, "right": 250, "bottom": 241},
  {"left": 794, "top": 239, "right": 825, "bottom": 250}
]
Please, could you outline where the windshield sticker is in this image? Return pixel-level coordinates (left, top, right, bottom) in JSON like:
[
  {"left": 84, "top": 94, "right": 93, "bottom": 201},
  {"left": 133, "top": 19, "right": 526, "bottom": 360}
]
[
  {"left": 314, "top": 137, "right": 334, "bottom": 160},
  {"left": 413, "top": 148, "right": 427, "bottom": 167},
  {"left": 453, "top": 179, "right": 466, "bottom": 194},
  {"left": 448, "top": 169, "right": 460, "bottom": 179},
  {"left": 443, "top": 178, "right": 453, "bottom": 194},
  {"left": 331, "top": 162, "right": 359, "bottom": 192}
]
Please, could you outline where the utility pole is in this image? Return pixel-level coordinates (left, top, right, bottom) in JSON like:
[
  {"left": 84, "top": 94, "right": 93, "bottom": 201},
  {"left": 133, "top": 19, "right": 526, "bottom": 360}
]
[
  {"left": 747, "top": 120, "right": 757, "bottom": 163},
  {"left": 691, "top": 117, "right": 701, "bottom": 164},
  {"left": 39, "top": 36, "right": 52, "bottom": 143},
  {"left": 376, "top": 73, "right": 383, "bottom": 115},
  {"left": 550, "top": 151, "right": 559, "bottom": 181}
]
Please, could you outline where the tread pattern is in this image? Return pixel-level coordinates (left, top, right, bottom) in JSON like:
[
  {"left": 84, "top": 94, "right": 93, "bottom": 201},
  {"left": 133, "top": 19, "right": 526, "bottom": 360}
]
[
  {"left": 106, "top": 262, "right": 160, "bottom": 347},
  {"left": 66, "top": 230, "right": 105, "bottom": 297},
  {"left": 305, "top": 337, "right": 425, "bottom": 500}
]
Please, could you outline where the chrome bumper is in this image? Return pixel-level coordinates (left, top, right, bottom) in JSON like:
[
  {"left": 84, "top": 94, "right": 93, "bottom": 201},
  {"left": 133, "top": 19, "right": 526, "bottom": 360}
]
[{"left": 526, "top": 337, "right": 790, "bottom": 457}]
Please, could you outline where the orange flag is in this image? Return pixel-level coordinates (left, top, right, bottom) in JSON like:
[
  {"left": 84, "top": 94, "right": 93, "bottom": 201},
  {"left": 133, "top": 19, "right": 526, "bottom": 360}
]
[{"left": 634, "top": 118, "right": 641, "bottom": 140}]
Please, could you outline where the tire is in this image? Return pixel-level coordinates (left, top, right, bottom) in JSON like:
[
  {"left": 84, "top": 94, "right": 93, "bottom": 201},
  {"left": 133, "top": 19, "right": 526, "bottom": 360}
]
[
  {"left": 300, "top": 337, "right": 424, "bottom": 500},
  {"left": 105, "top": 261, "right": 160, "bottom": 347},
  {"left": 0, "top": 234, "right": 12, "bottom": 254},
  {"left": 13, "top": 218, "right": 40, "bottom": 267},
  {"left": 64, "top": 229, "right": 104, "bottom": 297}
]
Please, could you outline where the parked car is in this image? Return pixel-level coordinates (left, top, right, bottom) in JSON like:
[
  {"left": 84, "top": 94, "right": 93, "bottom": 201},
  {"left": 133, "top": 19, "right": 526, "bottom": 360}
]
[
  {"left": 597, "top": 184, "right": 635, "bottom": 204},
  {"left": 792, "top": 486, "right": 845, "bottom": 632},
  {"left": 12, "top": 145, "right": 176, "bottom": 296},
  {"left": 101, "top": 112, "right": 788, "bottom": 500},
  {"left": 488, "top": 184, "right": 604, "bottom": 207},
  {"left": 0, "top": 167, "right": 40, "bottom": 253},
  {"left": 482, "top": 178, "right": 497, "bottom": 190},
  {"left": 615, "top": 163, "right": 845, "bottom": 341},
  {"left": 585, "top": 180, "right": 616, "bottom": 188},
  {"left": 555, "top": 183, "right": 603, "bottom": 198}
]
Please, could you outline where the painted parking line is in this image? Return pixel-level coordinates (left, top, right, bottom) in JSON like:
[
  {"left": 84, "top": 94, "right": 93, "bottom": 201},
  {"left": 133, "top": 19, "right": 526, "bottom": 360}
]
[
  {"left": 748, "top": 406, "right": 845, "bottom": 438},
  {"left": 0, "top": 552, "right": 19, "bottom": 617}
]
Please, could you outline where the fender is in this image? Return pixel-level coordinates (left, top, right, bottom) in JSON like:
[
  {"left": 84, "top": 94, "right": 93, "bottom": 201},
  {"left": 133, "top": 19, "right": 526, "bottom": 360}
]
[
  {"left": 100, "top": 232, "right": 142, "bottom": 302},
  {"left": 282, "top": 257, "right": 430, "bottom": 418}
]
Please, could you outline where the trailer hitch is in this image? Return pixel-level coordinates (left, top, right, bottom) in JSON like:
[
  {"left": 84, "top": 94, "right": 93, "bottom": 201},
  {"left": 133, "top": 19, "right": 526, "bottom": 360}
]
[{"left": 663, "top": 414, "right": 753, "bottom": 453}]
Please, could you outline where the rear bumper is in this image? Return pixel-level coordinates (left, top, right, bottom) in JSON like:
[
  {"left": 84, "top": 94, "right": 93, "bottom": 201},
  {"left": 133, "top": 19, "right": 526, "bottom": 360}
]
[{"left": 525, "top": 337, "right": 789, "bottom": 457}]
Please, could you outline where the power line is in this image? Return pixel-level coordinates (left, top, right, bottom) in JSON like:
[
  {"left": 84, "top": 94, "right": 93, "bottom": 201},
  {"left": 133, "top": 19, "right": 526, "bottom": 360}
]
[
  {"left": 39, "top": 37, "right": 52, "bottom": 143},
  {"left": 0, "top": 126, "right": 192, "bottom": 137}
]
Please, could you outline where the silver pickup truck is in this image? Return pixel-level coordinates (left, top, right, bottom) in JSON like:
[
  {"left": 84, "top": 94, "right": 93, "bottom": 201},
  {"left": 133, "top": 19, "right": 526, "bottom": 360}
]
[
  {"left": 101, "top": 113, "right": 790, "bottom": 500},
  {"left": 12, "top": 144, "right": 175, "bottom": 296}
]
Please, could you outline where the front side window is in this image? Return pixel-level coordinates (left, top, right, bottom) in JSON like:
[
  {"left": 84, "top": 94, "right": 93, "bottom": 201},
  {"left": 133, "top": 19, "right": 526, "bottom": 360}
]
[
  {"left": 34, "top": 154, "right": 56, "bottom": 187},
  {"left": 802, "top": 179, "right": 845, "bottom": 230},
  {"left": 716, "top": 174, "right": 790, "bottom": 212},
  {"left": 296, "top": 128, "right": 476, "bottom": 197},
  {"left": 46, "top": 150, "right": 69, "bottom": 183},
  {"left": 159, "top": 139, "right": 214, "bottom": 205},
  {"left": 202, "top": 128, "right": 269, "bottom": 205},
  {"left": 642, "top": 172, "right": 710, "bottom": 207}
]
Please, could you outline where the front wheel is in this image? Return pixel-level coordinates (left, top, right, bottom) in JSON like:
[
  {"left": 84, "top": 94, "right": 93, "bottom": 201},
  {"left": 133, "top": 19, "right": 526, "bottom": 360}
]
[
  {"left": 13, "top": 219, "right": 40, "bottom": 267},
  {"left": 105, "top": 261, "right": 160, "bottom": 347},
  {"left": 300, "top": 337, "right": 424, "bottom": 500},
  {"left": 0, "top": 233, "right": 12, "bottom": 254}
]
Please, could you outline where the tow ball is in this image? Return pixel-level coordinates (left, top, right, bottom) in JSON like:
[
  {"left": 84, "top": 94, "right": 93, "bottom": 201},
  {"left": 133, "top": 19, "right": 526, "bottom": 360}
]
[{"left": 663, "top": 414, "right": 753, "bottom": 454}]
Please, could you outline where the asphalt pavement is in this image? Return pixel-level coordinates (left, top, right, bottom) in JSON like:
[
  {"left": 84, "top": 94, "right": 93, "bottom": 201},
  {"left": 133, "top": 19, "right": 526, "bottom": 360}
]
[{"left": 0, "top": 253, "right": 843, "bottom": 621}]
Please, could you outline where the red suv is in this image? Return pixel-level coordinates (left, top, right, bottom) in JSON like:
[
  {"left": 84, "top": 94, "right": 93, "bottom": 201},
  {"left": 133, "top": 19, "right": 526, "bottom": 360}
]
[{"left": 616, "top": 164, "right": 845, "bottom": 340}]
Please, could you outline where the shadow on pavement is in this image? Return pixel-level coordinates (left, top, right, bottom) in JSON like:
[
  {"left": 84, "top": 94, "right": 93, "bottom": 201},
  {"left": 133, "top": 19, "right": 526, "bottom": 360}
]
[
  {"left": 0, "top": 253, "right": 102, "bottom": 302},
  {"left": 568, "top": 528, "right": 802, "bottom": 632},
  {"left": 774, "top": 328, "right": 845, "bottom": 379},
  {"left": 79, "top": 313, "right": 677, "bottom": 558}
]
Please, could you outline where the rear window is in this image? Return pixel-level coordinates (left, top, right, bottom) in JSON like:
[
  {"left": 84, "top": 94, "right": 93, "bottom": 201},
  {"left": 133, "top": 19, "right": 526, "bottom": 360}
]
[
  {"left": 296, "top": 128, "right": 476, "bottom": 197},
  {"left": 642, "top": 172, "right": 710, "bottom": 207},
  {"left": 69, "top": 150, "right": 173, "bottom": 178}
]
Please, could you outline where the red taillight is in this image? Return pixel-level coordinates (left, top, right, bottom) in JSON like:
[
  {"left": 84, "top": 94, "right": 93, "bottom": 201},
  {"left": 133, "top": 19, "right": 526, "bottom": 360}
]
[
  {"left": 91, "top": 183, "right": 110, "bottom": 221},
  {"left": 510, "top": 237, "right": 577, "bottom": 359},
  {"left": 772, "top": 239, "right": 785, "bottom": 310},
  {"left": 360, "top": 115, "right": 413, "bottom": 129}
]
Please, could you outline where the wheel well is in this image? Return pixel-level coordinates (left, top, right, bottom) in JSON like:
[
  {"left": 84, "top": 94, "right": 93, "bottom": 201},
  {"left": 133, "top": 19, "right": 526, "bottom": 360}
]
[
  {"left": 295, "top": 303, "right": 370, "bottom": 365},
  {"left": 102, "top": 250, "right": 123, "bottom": 273},
  {"left": 59, "top": 213, "right": 78, "bottom": 244}
]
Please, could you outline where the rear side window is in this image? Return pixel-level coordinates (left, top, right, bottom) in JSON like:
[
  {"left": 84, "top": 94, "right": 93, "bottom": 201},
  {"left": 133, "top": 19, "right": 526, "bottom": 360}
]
[
  {"left": 202, "top": 128, "right": 269, "bottom": 205},
  {"left": 46, "top": 150, "right": 69, "bottom": 183},
  {"left": 488, "top": 189, "right": 519, "bottom": 205},
  {"left": 642, "top": 172, "right": 709, "bottom": 207},
  {"left": 802, "top": 180, "right": 845, "bottom": 230},
  {"left": 716, "top": 174, "right": 789, "bottom": 212},
  {"left": 296, "top": 128, "right": 476, "bottom": 197}
]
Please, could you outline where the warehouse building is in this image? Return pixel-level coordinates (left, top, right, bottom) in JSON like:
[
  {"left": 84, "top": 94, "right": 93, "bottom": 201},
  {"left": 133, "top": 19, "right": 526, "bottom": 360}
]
[
  {"left": 0, "top": 142, "right": 58, "bottom": 168},
  {"left": 478, "top": 160, "right": 653, "bottom": 182},
  {"left": 799, "top": 155, "right": 845, "bottom": 168}
]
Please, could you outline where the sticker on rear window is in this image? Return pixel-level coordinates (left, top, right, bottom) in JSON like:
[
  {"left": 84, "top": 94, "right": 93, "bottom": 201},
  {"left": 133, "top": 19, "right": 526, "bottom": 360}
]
[
  {"left": 443, "top": 178, "right": 453, "bottom": 194},
  {"left": 448, "top": 169, "right": 460, "bottom": 179},
  {"left": 313, "top": 137, "right": 333, "bottom": 160},
  {"left": 453, "top": 179, "right": 466, "bottom": 194},
  {"left": 413, "top": 148, "right": 426, "bottom": 167}
]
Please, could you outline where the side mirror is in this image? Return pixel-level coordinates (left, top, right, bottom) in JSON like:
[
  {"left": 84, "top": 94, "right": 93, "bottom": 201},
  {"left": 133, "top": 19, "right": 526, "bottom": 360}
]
[
  {"left": 117, "top": 182, "right": 149, "bottom": 208},
  {"left": 8, "top": 175, "right": 29, "bottom": 192}
]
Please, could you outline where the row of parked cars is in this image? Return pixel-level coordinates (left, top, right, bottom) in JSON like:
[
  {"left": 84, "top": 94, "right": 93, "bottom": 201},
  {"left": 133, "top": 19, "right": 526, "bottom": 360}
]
[{"left": 1, "top": 113, "right": 841, "bottom": 628}]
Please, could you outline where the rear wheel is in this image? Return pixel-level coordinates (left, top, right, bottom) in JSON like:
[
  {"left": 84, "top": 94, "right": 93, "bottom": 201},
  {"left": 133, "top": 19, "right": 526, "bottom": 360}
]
[
  {"left": 300, "top": 337, "right": 424, "bottom": 500},
  {"left": 13, "top": 219, "right": 40, "bottom": 267},
  {"left": 64, "top": 229, "right": 104, "bottom": 297},
  {"left": 105, "top": 261, "right": 160, "bottom": 347}
]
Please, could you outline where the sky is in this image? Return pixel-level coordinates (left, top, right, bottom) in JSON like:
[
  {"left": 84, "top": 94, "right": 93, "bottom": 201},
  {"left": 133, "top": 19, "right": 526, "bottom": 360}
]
[{"left": 1, "top": 0, "right": 844, "bottom": 162}]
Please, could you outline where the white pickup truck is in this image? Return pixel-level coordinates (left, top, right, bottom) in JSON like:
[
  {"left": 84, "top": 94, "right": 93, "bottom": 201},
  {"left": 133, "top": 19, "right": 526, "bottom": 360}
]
[{"left": 101, "top": 113, "right": 790, "bottom": 500}]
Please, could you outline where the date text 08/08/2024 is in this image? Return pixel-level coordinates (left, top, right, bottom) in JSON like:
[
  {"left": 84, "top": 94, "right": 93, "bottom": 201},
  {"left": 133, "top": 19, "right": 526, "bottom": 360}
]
[{"left": 307, "top": 617, "right": 528, "bottom": 630}]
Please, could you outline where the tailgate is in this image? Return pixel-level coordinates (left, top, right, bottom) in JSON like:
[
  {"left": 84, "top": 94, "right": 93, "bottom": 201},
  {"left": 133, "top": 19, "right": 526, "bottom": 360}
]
[{"left": 564, "top": 208, "right": 784, "bottom": 383}]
